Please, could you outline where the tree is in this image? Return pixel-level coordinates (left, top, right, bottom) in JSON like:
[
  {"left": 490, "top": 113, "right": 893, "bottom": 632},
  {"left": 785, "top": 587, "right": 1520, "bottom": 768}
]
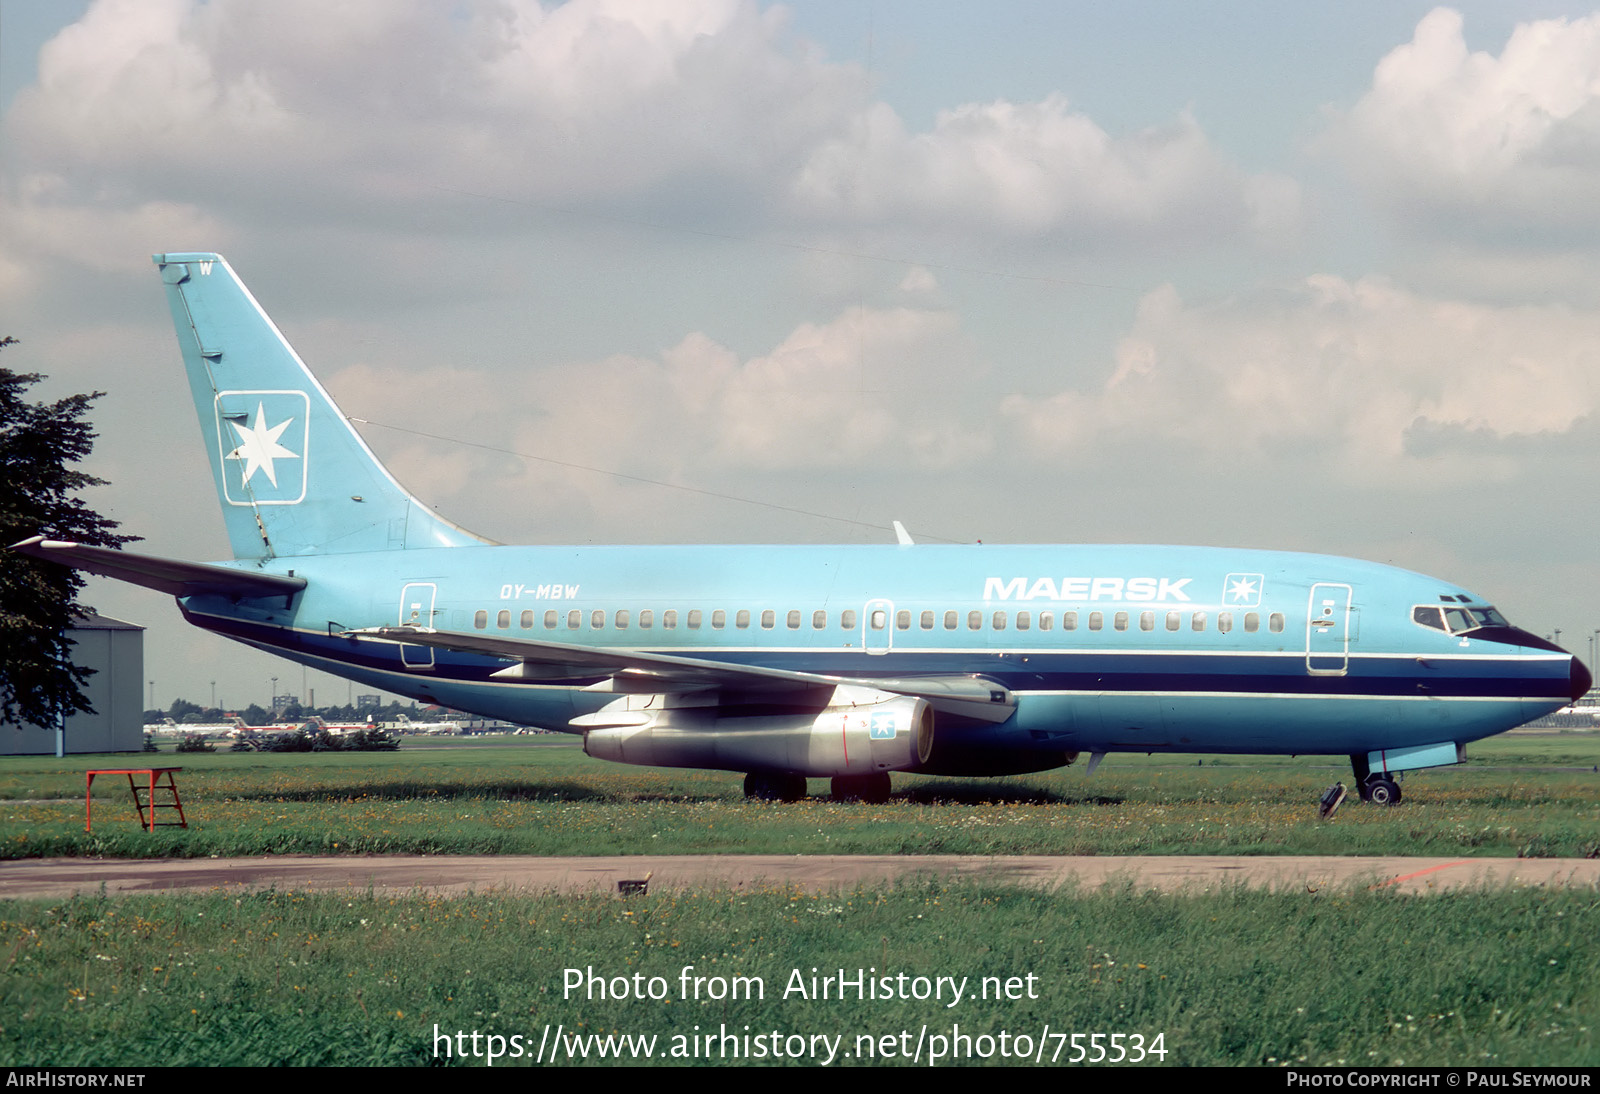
[{"left": 0, "top": 338, "right": 132, "bottom": 729}]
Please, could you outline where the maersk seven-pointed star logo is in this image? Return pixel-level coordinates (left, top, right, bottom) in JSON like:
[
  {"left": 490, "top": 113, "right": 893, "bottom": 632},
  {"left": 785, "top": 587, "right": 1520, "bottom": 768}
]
[
  {"left": 1223, "top": 572, "right": 1264, "bottom": 608},
  {"left": 227, "top": 402, "right": 299, "bottom": 487},
  {"left": 214, "top": 390, "right": 309, "bottom": 505}
]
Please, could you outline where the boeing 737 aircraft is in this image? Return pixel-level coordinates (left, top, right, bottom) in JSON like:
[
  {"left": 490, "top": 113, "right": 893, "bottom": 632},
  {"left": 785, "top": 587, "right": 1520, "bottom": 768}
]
[{"left": 14, "top": 254, "right": 1591, "bottom": 805}]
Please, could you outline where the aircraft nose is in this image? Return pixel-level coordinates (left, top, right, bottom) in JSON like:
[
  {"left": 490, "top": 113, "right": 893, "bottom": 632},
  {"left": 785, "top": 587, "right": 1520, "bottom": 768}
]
[{"left": 1571, "top": 656, "right": 1593, "bottom": 703}]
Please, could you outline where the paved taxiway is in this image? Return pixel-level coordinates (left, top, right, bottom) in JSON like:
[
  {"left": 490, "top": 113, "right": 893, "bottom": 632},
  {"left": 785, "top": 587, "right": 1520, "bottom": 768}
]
[{"left": 4, "top": 855, "right": 1599, "bottom": 899}]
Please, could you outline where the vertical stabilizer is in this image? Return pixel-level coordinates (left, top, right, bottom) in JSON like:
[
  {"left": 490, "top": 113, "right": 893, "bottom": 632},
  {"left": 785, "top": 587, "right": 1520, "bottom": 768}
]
[{"left": 153, "top": 253, "right": 488, "bottom": 559}]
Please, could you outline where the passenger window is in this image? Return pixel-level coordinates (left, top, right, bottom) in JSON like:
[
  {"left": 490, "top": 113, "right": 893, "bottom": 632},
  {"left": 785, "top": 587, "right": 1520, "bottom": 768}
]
[
  {"left": 683, "top": 609, "right": 698, "bottom": 629},
  {"left": 786, "top": 609, "right": 801, "bottom": 630},
  {"left": 1139, "top": 611, "right": 1154, "bottom": 631},
  {"left": 592, "top": 609, "right": 606, "bottom": 629},
  {"left": 1244, "top": 612, "right": 1259, "bottom": 633},
  {"left": 760, "top": 609, "right": 774, "bottom": 629},
  {"left": 1191, "top": 611, "right": 1206, "bottom": 632},
  {"left": 711, "top": 610, "right": 725, "bottom": 629},
  {"left": 567, "top": 609, "right": 581, "bottom": 629},
  {"left": 920, "top": 610, "right": 934, "bottom": 630},
  {"left": 664, "top": 610, "right": 677, "bottom": 629},
  {"left": 1038, "top": 611, "right": 1053, "bottom": 631},
  {"left": 614, "top": 609, "right": 629, "bottom": 629},
  {"left": 1088, "top": 611, "right": 1102, "bottom": 631},
  {"left": 968, "top": 610, "right": 982, "bottom": 631},
  {"left": 520, "top": 610, "right": 533, "bottom": 629},
  {"left": 841, "top": 609, "right": 857, "bottom": 630},
  {"left": 544, "top": 610, "right": 557, "bottom": 629},
  {"left": 944, "top": 611, "right": 958, "bottom": 630},
  {"left": 474, "top": 610, "right": 488, "bottom": 630},
  {"left": 1114, "top": 612, "right": 1129, "bottom": 631},
  {"left": 870, "top": 610, "right": 887, "bottom": 630},
  {"left": 497, "top": 610, "right": 511, "bottom": 629},
  {"left": 1269, "top": 613, "right": 1284, "bottom": 633},
  {"left": 896, "top": 609, "right": 911, "bottom": 630},
  {"left": 1166, "top": 611, "right": 1180, "bottom": 631},
  {"left": 736, "top": 610, "right": 751, "bottom": 629},
  {"left": 813, "top": 610, "right": 827, "bottom": 629},
  {"left": 639, "top": 609, "right": 652, "bottom": 629},
  {"left": 992, "top": 610, "right": 1007, "bottom": 630},
  {"left": 1017, "top": 610, "right": 1031, "bottom": 631},
  {"left": 1217, "top": 612, "right": 1232, "bottom": 634},
  {"left": 1063, "top": 611, "right": 1078, "bottom": 631}
]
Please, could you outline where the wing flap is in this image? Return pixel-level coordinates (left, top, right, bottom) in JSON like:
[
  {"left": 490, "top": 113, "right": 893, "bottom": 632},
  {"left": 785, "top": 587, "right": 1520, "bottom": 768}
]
[{"left": 351, "top": 626, "right": 1016, "bottom": 721}]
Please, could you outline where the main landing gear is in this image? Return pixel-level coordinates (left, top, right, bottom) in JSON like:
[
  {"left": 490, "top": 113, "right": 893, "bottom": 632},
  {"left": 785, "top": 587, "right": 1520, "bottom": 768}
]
[
  {"left": 743, "top": 772, "right": 806, "bottom": 802},
  {"left": 830, "top": 772, "right": 892, "bottom": 804},
  {"left": 1362, "top": 777, "right": 1402, "bottom": 806},
  {"left": 742, "top": 771, "right": 894, "bottom": 804},
  {"left": 1348, "top": 754, "right": 1402, "bottom": 806}
]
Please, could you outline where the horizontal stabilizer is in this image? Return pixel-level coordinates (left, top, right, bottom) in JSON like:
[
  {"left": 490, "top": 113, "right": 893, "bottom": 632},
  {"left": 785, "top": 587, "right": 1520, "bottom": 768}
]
[{"left": 10, "top": 537, "right": 307, "bottom": 599}]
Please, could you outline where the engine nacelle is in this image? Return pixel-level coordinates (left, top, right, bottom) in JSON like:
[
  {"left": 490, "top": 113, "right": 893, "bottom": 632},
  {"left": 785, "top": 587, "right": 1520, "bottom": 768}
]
[{"left": 581, "top": 685, "right": 934, "bottom": 777}]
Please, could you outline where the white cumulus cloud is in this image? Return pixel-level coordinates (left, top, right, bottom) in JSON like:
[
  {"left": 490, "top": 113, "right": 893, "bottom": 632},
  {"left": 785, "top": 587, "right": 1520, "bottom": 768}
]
[
  {"left": 1003, "top": 276, "right": 1600, "bottom": 477},
  {"left": 327, "top": 300, "right": 990, "bottom": 537},
  {"left": 4, "top": 0, "right": 1296, "bottom": 256},
  {"left": 1331, "top": 7, "right": 1600, "bottom": 236},
  {"left": 792, "top": 96, "right": 1298, "bottom": 246}
]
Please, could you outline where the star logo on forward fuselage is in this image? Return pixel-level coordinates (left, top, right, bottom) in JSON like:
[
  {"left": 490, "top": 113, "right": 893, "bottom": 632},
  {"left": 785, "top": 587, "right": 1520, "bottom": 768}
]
[
  {"left": 1222, "top": 572, "right": 1264, "bottom": 608},
  {"left": 226, "top": 402, "right": 300, "bottom": 487}
]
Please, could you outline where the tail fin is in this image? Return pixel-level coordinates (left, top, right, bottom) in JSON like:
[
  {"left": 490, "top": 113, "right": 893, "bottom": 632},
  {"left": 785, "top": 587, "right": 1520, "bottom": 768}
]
[{"left": 153, "top": 253, "right": 489, "bottom": 559}]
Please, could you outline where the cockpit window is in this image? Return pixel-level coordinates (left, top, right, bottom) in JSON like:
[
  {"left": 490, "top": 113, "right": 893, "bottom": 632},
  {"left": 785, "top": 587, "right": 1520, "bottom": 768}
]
[
  {"left": 1413, "top": 604, "right": 1509, "bottom": 634},
  {"left": 1412, "top": 606, "right": 1446, "bottom": 631}
]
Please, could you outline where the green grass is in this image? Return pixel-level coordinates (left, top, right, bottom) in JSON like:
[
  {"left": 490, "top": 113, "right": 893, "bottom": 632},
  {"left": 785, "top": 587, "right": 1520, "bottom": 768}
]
[
  {"left": 3, "top": 732, "right": 1599, "bottom": 859},
  {"left": 2, "top": 884, "right": 1594, "bottom": 1067}
]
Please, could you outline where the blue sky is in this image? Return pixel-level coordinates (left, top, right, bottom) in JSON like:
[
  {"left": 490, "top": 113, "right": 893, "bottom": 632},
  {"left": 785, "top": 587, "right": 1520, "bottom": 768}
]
[{"left": 5, "top": 1, "right": 1600, "bottom": 708}]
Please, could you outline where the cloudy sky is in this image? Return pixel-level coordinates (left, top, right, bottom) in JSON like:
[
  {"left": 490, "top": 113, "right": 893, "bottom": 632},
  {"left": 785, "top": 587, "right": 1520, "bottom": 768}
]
[{"left": 6, "top": 0, "right": 1600, "bottom": 712}]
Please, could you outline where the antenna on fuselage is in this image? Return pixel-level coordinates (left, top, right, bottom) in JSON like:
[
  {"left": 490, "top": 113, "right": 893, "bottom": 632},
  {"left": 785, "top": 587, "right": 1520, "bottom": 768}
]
[{"left": 893, "top": 520, "right": 914, "bottom": 546}]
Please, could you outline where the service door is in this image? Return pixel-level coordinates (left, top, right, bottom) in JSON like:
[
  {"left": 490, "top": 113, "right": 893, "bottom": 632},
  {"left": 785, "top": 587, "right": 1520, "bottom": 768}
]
[
  {"left": 1306, "top": 583, "right": 1352, "bottom": 675},
  {"left": 397, "top": 582, "right": 437, "bottom": 669}
]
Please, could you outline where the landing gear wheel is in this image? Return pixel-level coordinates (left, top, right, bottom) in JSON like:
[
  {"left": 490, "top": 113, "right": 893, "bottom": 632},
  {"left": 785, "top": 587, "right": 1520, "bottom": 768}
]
[
  {"left": 831, "top": 772, "right": 892, "bottom": 804},
  {"left": 744, "top": 772, "right": 807, "bottom": 802},
  {"left": 1365, "top": 777, "right": 1402, "bottom": 806}
]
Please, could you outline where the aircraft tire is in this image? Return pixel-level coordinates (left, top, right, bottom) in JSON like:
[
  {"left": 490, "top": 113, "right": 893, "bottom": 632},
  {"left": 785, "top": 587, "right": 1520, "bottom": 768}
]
[
  {"left": 1366, "top": 777, "right": 1401, "bottom": 806},
  {"left": 831, "top": 772, "right": 892, "bottom": 804},
  {"left": 744, "top": 772, "right": 807, "bottom": 802}
]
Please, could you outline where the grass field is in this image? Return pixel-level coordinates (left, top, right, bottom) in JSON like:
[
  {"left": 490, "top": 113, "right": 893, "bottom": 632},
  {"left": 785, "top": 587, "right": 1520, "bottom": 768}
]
[
  {"left": 4, "top": 734, "right": 1598, "bottom": 1067},
  {"left": 3, "top": 732, "right": 1598, "bottom": 859},
  {"left": 3, "top": 883, "right": 1597, "bottom": 1067}
]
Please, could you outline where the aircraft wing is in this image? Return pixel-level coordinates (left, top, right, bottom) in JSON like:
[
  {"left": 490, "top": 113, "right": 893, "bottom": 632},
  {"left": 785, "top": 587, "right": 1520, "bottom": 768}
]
[
  {"left": 354, "top": 626, "right": 1015, "bottom": 723},
  {"left": 10, "top": 537, "right": 307, "bottom": 600}
]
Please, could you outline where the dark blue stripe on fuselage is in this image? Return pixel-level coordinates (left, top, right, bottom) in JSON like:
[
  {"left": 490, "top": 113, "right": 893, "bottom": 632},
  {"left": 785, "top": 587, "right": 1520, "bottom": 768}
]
[{"left": 187, "top": 611, "right": 1572, "bottom": 701}]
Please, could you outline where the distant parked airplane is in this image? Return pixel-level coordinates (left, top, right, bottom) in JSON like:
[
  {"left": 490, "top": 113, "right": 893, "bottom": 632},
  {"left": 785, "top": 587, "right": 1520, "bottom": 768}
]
[{"left": 15, "top": 254, "right": 1589, "bottom": 804}]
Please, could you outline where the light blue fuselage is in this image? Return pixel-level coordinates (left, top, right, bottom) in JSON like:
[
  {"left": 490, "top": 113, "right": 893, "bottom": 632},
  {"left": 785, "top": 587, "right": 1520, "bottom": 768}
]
[{"left": 181, "top": 540, "right": 1580, "bottom": 768}]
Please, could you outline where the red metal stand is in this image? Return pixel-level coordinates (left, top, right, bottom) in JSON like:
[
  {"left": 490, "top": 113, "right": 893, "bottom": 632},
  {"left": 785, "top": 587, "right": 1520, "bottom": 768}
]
[{"left": 85, "top": 768, "right": 187, "bottom": 832}]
